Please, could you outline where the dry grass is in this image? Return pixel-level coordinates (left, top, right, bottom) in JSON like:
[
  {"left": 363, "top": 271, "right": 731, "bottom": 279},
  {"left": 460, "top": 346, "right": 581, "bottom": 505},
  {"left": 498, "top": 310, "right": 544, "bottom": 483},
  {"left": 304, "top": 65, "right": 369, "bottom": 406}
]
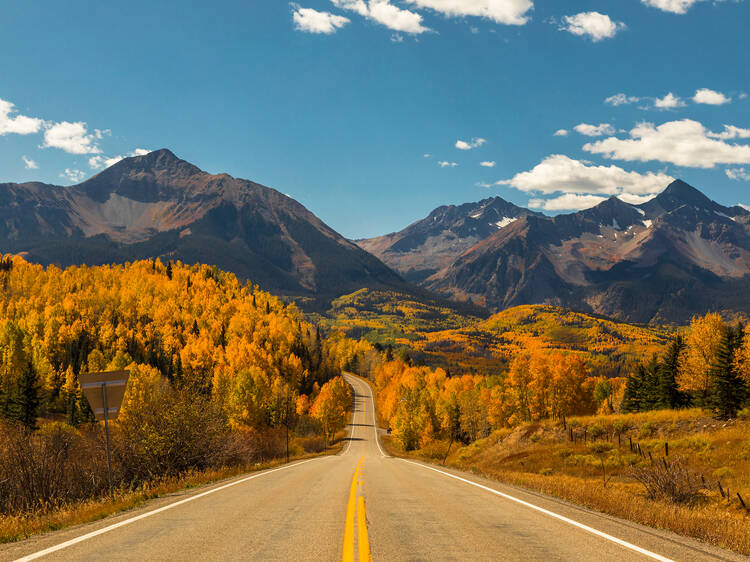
[
  {"left": 0, "top": 438, "right": 345, "bottom": 545},
  {"left": 386, "top": 408, "right": 750, "bottom": 555}
]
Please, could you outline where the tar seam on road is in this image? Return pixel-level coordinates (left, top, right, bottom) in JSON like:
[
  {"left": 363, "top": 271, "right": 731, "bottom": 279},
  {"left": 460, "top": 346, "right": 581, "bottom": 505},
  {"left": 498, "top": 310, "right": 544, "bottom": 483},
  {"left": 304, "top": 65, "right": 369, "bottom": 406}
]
[
  {"left": 13, "top": 457, "right": 323, "bottom": 562},
  {"left": 400, "top": 460, "right": 674, "bottom": 562},
  {"left": 342, "top": 454, "right": 365, "bottom": 562},
  {"left": 357, "top": 496, "right": 370, "bottom": 562}
]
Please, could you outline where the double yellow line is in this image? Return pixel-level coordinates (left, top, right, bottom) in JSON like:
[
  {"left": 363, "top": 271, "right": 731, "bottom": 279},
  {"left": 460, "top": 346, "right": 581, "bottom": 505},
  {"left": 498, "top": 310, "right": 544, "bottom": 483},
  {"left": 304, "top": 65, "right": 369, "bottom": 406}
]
[{"left": 343, "top": 454, "right": 370, "bottom": 562}]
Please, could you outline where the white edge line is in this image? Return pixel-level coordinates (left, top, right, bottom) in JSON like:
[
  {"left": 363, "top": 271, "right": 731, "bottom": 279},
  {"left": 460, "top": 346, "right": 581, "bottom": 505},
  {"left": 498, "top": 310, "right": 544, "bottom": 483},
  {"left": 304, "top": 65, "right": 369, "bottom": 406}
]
[
  {"left": 367, "top": 379, "right": 386, "bottom": 457},
  {"left": 14, "top": 457, "right": 322, "bottom": 562},
  {"left": 400, "top": 459, "right": 673, "bottom": 562}
]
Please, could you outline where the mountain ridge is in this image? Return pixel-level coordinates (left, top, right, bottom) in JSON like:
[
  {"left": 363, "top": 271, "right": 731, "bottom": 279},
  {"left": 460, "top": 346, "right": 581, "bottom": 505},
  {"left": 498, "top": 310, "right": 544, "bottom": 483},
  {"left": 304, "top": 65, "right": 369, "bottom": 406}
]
[
  {"left": 359, "top": 180, "right": 750, "bottom": 323},
  {"left": 0, "top": 149, "right": 407, "bottom": 305}
]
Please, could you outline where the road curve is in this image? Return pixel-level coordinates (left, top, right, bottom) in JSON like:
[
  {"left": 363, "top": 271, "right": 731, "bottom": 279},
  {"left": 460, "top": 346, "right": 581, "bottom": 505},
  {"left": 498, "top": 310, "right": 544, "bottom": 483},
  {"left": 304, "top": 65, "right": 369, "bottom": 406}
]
[{"left": 1, "top": 374, "right": 743, "bottom": 561}]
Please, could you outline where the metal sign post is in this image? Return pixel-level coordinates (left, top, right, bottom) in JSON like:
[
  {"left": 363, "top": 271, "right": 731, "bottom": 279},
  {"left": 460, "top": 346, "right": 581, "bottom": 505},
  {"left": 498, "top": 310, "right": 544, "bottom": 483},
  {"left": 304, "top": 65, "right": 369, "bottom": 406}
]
[{"left": 79, "top": 370, "right": 130, "bottom": 502}]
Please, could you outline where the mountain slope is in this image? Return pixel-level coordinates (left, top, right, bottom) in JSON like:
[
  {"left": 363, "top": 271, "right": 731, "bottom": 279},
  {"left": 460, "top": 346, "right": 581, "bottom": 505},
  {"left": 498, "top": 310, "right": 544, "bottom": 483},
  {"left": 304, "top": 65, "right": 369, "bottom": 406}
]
[
  {"left": 428, "top": 181, "right": 750, "bottom": 322},
  {"left": 361, "top": 180, "right": 750, "bottom": 323},
  {"left": 356, "top": 197, "right": 541, "bottom": 283},
  {"left": 0, "top": 149, "right": 406, "bottom": 303}
]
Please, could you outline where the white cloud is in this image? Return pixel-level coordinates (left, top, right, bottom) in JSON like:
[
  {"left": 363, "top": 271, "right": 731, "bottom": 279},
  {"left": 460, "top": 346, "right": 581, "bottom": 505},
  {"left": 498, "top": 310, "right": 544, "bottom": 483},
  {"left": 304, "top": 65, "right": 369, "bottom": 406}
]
[
  {"left": 605, "top": 93, "right": 641, "bottom": 106},
  {"left": 371, "top": 0, "right": 430, "bottom": 32},
  {"left": 641, "top": 0, "right": 701, "bottom": 14},
  {"left": 89, "top": 148, "right": 152, "bottom": 170},
  {"left": 584, "top": 119, "right": 750, "bottom": 168},
  {"left": 89, "top": 155, "right": 124, "bottom": 169},
  {"left": 331, "top": 0, "right": 369, "bottom": 16},
  {"left": 529, "top": 193, "right": 607, "bottom": 211},
  {"left": 403, "top": 0, "right": 534, "bottom": 26},
  {"left": 693, "top": 88, "right": 731, "bottom": 105},
  {"left": 423, "top": 153, "right": 432, "bottom": 158},
  {"left": 0, "top": 99, "right": 44, "bottom": 136},
  {"left": 726, "top": 168, "right": 750, "bottom": 181},
  {"left": 438, "top": 161, "right": 458, "bottom": 167},
  {"left": 480, "top": 161, "right": 496, "bottom": 167},
  {"left": 653, "top": 92, "right": 686, "bottom": 109},
  {"left": 497, "top": 154, "right": 674, "bottom": 197},
  {"left": 740, "top": 93, "right": 748, "bottom": 100},
  {"left": 573, "top": 123, "right": 616, "bottom": 137},
  {"left": 707, "top": 125, "right": 750, "bottom": 140},
  {"left": 456, "top": 137, "right": 486, "bottom": 150},
  {"left": 332, "top": 0, "right": 430, "bottom": 33},
  {"left": 43, "top": 121, "right": 101, "bottom": 154},
  {"left": 560, "top": 12, "right": 625, "bottom": 41},
  {"left": 292, "top": 5, "right": 350, "bottom": 34},
  {"left": 22, "top": 156, "right": 38, "bottom": 169},
  {"left": 475, "top": 181, "right": 493, "bottom": 188},
  {"left": 554, "top": 129, "right": 569, "bottom": 136},
  {"left": 616, "top": 192, "right": 661, "bottom": 205},
  {"left": 59, "top": 169, "right": 86, "bottom": 183}
]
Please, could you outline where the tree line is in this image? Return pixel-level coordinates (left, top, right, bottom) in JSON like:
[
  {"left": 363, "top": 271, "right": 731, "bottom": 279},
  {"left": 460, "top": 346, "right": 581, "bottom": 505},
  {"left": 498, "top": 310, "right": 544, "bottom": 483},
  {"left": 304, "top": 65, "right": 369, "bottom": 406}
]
[{"left": 622, "top": 313, "right": 749, "bottom": 418}]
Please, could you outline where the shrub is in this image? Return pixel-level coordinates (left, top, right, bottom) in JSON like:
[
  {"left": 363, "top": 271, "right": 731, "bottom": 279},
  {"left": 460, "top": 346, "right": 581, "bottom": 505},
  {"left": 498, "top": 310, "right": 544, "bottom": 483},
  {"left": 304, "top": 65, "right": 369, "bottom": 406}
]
[
  {"left": 0, "top": 421, "right": 106, "bottom": 514},
  {"left": 114, "top": 386, "right": 232, "bottom": 483},
  {"left": 630, "top": 457, "right": 704, "bottom": 504}
]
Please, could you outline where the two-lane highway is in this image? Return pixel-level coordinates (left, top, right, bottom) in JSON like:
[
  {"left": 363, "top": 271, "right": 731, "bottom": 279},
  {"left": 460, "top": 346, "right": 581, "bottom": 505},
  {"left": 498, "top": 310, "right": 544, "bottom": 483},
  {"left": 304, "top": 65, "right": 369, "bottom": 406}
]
[{"left": 1, "top": 375, "right": 743, "bottom": 561}]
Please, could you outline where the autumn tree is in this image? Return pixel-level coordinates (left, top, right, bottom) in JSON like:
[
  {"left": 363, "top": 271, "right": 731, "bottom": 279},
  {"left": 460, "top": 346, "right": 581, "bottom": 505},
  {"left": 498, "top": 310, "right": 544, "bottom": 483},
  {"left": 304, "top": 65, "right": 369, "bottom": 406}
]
[
  {"left": 310, "top": 376, "right": 351, "bottom": 444},
  {"left": 677, "top": 313, "right": 725, "bottom": 405}
]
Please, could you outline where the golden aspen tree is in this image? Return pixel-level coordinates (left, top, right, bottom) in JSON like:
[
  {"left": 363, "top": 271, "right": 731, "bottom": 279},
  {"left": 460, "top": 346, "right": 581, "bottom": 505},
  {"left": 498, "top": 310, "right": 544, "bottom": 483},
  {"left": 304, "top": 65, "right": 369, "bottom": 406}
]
[{"left": 677, "top": 313, "right": 726, "bottom": 403}]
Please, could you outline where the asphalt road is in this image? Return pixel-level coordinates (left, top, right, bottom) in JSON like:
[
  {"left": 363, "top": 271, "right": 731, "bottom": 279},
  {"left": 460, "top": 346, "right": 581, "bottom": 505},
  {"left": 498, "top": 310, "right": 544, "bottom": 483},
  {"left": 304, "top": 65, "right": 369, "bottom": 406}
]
[{"left": 2, "top": 374, "right": 743, "bottom": 561}]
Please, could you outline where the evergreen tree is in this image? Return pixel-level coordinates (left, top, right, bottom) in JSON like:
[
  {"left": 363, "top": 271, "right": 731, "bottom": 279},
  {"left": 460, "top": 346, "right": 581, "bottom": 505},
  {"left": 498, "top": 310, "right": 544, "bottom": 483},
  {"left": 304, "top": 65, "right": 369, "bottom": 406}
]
[
  {"left": 622, "top": 357, "right": 660, "bottom": 412},
  {"left": 622, "top": 366, "right": 644, "bottom": 412},
  {"left": 7, "top": 359, "right": 40, "bottom": 428},
  {"left": 166, "top": 261, "right": 173, "bottom": 280},
  {"left": 656, "top": 336, "right": 685, "bottom": 409},
  {"left": 349, "top": 353, "right": 359, "bottom": 375},
  {"left": 707, "top": 328, "right": 747, "bottom": 419}
]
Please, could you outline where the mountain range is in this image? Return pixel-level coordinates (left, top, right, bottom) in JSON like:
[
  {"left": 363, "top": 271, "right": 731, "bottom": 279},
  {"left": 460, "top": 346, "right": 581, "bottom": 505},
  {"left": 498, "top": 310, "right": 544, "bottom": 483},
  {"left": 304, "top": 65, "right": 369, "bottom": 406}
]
[
  {"left": 0, "top": 149, "right": 405, "bottom": 306},
  {"left": 2, "top": 150, "right": 749, "bottom": 323},
  {"left": 359, "top": 181, "right": 750, "bottom": 323}
]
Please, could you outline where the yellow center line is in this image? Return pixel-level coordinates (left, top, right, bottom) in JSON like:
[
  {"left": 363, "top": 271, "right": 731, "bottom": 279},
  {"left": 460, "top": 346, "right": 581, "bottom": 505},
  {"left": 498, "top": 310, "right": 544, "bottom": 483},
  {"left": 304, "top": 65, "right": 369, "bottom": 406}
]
[
  {"left": 343, "top": 455, "right": 365, "bottom": 562},
  {"left": 357, "top": 495, "right": 371, "bottom": 562}
]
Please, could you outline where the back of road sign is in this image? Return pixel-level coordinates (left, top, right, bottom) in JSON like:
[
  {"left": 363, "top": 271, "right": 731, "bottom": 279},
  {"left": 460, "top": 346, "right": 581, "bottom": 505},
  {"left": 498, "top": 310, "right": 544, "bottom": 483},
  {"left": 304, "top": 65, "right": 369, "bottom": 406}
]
[{"left": 79, "top": 370, "right": 130, "bottom": 421}]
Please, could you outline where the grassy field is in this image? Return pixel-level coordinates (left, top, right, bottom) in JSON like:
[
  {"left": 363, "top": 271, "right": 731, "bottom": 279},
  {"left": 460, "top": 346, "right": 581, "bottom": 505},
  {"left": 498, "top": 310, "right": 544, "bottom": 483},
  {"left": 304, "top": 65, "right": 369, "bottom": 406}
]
[{"left": 384, "top": 408, "right": 750, "bottom": 555}]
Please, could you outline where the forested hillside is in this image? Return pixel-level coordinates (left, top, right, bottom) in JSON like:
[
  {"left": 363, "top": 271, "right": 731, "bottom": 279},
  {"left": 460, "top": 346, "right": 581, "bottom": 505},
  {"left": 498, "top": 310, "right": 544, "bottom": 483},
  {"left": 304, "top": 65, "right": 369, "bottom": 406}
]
[
  {"left": 0, "top": 256, "right": 355, "bottom": 522},
  {"left": 324, "top": 290, "right": 672, "bottom": 376}
]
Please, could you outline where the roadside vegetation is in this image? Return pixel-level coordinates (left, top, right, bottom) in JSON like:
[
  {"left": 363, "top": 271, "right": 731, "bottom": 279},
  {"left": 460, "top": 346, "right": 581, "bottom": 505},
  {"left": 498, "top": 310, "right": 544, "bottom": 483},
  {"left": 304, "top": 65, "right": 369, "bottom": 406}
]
[
  {"left": 365, "top": 311, "right": 750, "bottom": 554},
  {"left": 0, "top": 256, "right": 353, "bottom": 541},
  {"left": 383, "top": 408, "right": 750, "bottom": 555}
]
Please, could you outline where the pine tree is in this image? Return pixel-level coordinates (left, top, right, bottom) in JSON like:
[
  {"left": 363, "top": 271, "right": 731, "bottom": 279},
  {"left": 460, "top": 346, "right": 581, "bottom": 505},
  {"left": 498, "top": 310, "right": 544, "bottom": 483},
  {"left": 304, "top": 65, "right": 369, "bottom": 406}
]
[
  {"left": 657, "top": 336, "right": 685, "bottom": 409},
  {"left": 622, "top": 367, "right": 644, "bottom": 413},
  {"left": 707, "top": 329, "right": 747, "bottom": 419},
  {"left": 7, "top": 359, "right": 40, "bottom": 429},
  {"left": 166, "top": 261, "right": 173, "bottom": 280}
]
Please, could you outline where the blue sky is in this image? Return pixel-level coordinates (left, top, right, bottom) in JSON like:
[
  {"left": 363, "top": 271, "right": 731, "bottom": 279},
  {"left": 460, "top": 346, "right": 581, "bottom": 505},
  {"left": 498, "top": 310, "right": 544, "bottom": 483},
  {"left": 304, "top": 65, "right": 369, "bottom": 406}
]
[{"left": 1, "top": 0, "right": 748, "bottom": 238}]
